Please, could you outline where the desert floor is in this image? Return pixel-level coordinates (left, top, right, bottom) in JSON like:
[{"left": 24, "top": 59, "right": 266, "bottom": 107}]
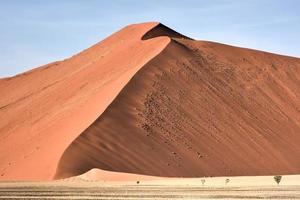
[{"left": 0, "top": 175, "right": 299, "bottom": 199}]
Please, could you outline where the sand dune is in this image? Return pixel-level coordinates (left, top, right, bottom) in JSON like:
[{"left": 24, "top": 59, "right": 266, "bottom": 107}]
[{"left": 0, "top": 22, "right": 299, "bottom": 181}]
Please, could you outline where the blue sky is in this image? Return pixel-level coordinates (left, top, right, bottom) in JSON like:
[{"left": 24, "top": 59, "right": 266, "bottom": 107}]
[{"left": 0, "top": 0, "right": 299, "bottom": 77}]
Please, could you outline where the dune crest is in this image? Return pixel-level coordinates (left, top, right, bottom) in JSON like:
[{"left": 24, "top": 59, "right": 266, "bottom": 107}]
[{"left": 0, "top": 22, "right": 299, "bottom": 181}]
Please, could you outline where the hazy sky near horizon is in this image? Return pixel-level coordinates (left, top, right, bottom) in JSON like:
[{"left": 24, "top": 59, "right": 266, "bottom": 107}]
[{"left": 0, "top": 0, "right": 299, "bottom": 77}]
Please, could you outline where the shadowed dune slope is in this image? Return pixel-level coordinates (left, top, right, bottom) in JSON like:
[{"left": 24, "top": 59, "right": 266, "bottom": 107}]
[
  {"left": 55, "top": 37, "right": 300, "bottom": 179},
  {"left": 1, "top": 22, "right": 300, "bottom": 181}
]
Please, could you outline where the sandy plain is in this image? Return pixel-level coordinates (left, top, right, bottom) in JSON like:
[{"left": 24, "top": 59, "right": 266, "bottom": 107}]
[{"left": 0, "top": 175, "right": 299, "bottom": 199}]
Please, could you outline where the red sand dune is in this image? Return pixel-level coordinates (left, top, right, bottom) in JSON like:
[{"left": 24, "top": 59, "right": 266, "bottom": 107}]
[{"left": 0, "top": 22, "right": 299, "bottom": 181}]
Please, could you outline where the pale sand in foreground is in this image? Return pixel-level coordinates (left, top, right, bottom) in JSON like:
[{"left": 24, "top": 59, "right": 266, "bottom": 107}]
[{"left": 0, "top": 175, "right": 299, "bottom": 199}]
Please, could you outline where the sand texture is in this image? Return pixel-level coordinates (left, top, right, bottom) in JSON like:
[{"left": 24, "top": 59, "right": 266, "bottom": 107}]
[
  {"left": 0, "top": 22, "right": 299, "bottom": 181},
  {"left": 0, "top": 175, "right": 299, "bottom": 199}
]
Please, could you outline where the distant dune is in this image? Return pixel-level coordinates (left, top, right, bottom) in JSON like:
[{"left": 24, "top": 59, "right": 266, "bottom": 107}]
[{"left": 0, "top": 22, "right": 299, "bottom": 181}]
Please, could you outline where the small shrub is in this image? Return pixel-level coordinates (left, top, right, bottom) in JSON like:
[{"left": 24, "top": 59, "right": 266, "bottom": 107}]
[
  {"left": 201, "top": 179, "right": 205, "bottom": 186},
  {"left": 274, "top": 176, "right": 282, "bottom": 185},
  {"left": 225, "top": 178, "right": 230, "bottom": 185}
]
